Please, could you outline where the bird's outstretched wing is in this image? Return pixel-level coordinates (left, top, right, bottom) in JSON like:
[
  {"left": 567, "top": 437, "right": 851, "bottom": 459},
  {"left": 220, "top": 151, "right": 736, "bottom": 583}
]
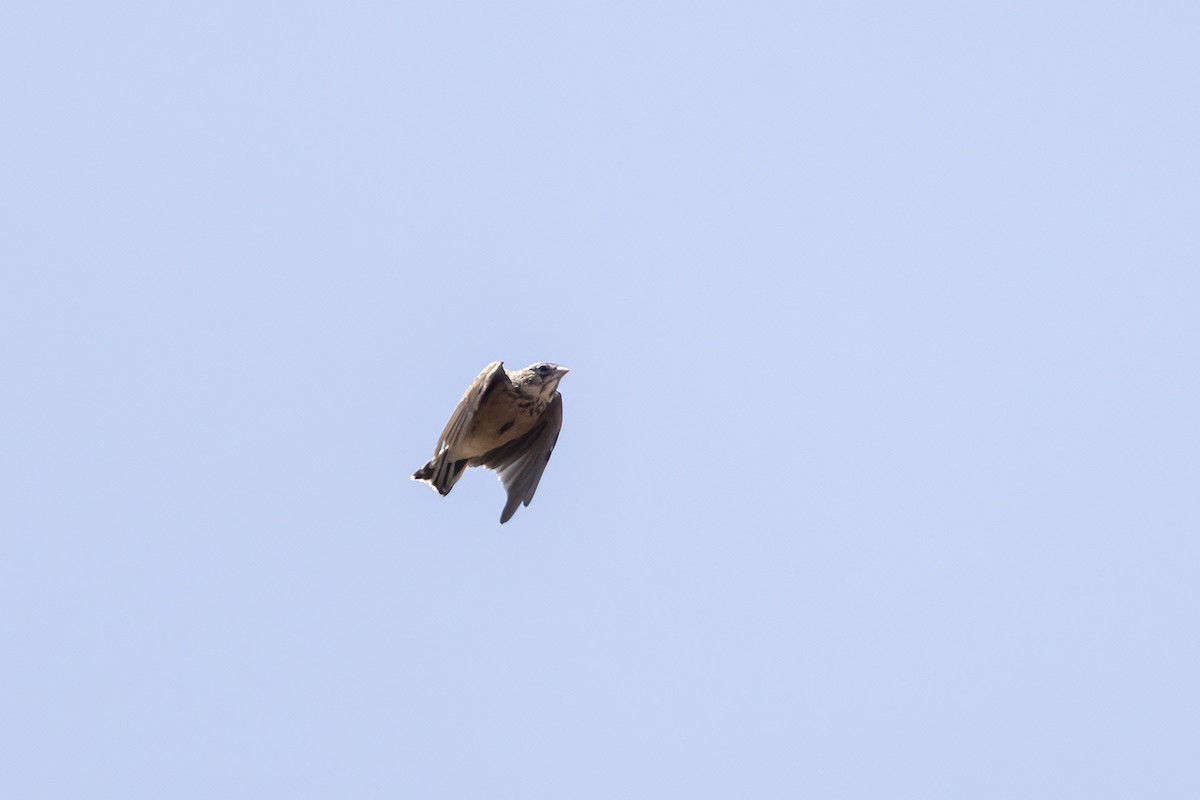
[
  {"left": 479, "top": 393, "right": 563, "bottom": 523},
  {"left": 434, "top": 361, "right": 510, "bottom": 458}
]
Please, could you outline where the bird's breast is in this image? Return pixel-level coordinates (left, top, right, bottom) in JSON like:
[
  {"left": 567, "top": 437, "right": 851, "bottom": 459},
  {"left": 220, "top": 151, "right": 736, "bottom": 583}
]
[{"left": 455, "top": 391, "right": 543, "bottom": 458}]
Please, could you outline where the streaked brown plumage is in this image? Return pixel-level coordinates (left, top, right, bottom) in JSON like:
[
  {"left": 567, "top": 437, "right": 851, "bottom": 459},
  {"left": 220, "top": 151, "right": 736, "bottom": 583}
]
[{"left": 412, "top": 361, "right": 568, "bottom": 523}]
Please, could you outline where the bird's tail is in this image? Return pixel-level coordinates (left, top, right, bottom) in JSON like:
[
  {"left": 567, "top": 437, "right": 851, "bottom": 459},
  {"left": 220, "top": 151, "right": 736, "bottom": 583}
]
[{"left": 412, "top": 453, "right": 467, "bottom": 496}]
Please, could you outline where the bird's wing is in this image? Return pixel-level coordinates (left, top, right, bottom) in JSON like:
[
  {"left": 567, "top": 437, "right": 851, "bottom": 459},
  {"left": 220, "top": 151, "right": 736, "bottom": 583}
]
[
  {"left": 481, "top": 393, "right": 563, "bottom": 524},
  {"left": 434, "top": 361, "right": 510, "bottom": 457}
]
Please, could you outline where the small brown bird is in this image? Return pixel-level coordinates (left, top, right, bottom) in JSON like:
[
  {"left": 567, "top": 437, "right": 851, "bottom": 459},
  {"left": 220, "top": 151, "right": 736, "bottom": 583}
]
[{"left": 412, "top": 361, "right": 569, "bottom": 523}]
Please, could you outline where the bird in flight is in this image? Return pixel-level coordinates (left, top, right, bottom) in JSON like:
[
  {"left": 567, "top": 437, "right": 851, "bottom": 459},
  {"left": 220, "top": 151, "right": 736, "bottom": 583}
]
[{"left": 412, "top": 361, "right": 569, "bottom": 523}]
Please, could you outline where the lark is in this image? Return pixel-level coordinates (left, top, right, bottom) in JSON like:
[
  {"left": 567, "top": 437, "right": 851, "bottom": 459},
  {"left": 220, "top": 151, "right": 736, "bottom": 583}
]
[{"left": 413, "top": 361, "right": 569, "bottom": 523}]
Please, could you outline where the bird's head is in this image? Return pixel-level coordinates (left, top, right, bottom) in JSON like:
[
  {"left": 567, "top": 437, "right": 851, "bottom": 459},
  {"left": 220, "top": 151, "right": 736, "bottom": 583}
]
[{"left": 512, "top": 362, "right": 569, "bottom": 400}]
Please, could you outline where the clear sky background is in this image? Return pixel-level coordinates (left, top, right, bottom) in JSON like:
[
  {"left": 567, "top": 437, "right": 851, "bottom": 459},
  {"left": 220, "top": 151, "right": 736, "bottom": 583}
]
[{"left": 2, "top": 2, "right": 1198, "bottom": 797}]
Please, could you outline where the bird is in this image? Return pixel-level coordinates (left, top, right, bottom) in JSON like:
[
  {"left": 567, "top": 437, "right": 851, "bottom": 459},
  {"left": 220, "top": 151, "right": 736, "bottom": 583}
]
[{"left": 412, "top": 361, "right": 569, "bottom": 523}]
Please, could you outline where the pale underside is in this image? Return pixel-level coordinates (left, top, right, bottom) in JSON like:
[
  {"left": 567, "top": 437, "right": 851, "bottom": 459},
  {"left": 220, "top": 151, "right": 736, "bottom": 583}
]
[{"left": 437, "top": 362, "right": 541, "bottom": 460}]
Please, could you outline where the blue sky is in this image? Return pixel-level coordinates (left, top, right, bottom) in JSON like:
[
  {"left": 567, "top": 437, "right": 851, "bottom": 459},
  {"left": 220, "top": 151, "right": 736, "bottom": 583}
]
[{"left": 3, "top": 1, "right": 1198, "bottom": 797}]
